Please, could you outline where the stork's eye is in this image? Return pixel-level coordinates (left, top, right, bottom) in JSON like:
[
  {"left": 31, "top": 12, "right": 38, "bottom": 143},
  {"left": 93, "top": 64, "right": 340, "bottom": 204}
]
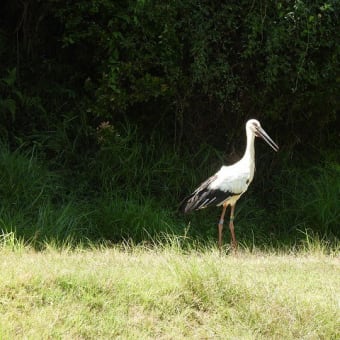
[
  {"left": 252, "top": 123, "right": 260, "bottom": 136},
  {"left": 252, "top": 123, "right": 259, "bottom": 131}
]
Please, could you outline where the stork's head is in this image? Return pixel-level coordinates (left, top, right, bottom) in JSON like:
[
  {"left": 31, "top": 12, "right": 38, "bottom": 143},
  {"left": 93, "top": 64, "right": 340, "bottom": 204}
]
[{"left": 246, "top": 119, "right": 279, "bottom": 152}]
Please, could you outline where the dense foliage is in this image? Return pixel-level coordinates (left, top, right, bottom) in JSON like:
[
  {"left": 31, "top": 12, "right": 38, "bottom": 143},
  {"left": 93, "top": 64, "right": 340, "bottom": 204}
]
[{"left": 0, "top": 1, "right": 339, "bottom": 246}]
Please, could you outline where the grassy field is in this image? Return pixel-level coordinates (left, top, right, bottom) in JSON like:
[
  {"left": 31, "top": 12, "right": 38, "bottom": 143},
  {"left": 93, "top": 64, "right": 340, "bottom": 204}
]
[{"left": 0, "top": 241, "right": 339, "bottom": 339}]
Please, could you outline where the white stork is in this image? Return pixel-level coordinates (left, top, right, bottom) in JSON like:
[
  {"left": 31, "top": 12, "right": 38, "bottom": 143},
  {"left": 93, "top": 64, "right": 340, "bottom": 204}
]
[{"left": 180, "top": 119, "right": 279, "bottom": 252}]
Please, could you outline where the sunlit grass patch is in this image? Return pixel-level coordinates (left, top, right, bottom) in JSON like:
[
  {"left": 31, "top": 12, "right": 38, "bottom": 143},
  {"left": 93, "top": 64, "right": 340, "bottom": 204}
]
[{"left": 0, "top": 245, "right": 339, "bottom": 339}]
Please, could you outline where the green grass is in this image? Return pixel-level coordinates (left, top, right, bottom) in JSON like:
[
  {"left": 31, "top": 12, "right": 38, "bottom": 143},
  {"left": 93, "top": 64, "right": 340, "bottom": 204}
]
[
  {"left": 0, "top": 242, "right": 339, "bottom": 339},
  {"left": 1, "top": 141, "right": 339, "bottom": 248}
]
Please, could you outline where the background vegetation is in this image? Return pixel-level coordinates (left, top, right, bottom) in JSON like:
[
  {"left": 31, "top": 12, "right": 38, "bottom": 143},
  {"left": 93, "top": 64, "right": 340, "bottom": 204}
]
[{"left": 0, "top": 0, "right": 339, "bottom": 248}]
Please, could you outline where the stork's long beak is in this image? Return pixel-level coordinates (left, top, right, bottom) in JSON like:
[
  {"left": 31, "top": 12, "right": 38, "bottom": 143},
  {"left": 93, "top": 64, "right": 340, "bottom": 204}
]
[{"left": 256, "top": 126, "right": 279, "bottom": 152}]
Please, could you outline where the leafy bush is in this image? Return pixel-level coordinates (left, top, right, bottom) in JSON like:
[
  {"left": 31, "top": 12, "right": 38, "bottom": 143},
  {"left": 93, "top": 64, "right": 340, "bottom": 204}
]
[
  {"left": 1, "top": 1, "right": 338, "bottom": 151},
  {"left": 48, "top": 0, "right": 338, "bottom": 150}
]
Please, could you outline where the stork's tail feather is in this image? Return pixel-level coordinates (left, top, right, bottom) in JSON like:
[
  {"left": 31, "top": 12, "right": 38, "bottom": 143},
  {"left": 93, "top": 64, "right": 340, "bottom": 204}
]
[
  {"left": 179, "top": 191, "right": 219, "bottom": 213},
  {"left": 180, "top": 188, "right": 235, "bottom": 213},
  {"left": 178, "top": 194, "right": 195, "bottom": 214}
]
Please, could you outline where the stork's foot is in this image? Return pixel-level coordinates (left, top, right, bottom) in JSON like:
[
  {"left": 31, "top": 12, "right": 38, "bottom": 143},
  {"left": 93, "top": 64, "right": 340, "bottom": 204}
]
[{"left": 231, "top": 241, "right": 238, "bottom": 253}]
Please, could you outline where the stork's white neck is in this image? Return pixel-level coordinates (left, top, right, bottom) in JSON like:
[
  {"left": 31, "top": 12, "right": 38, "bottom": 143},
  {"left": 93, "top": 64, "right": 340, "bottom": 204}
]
[
  {"left": 238, "top": 127, "right": 256, "bottom": 183},
  {"left": 243, "top": 127, "right": 256, "bottom": 163}
]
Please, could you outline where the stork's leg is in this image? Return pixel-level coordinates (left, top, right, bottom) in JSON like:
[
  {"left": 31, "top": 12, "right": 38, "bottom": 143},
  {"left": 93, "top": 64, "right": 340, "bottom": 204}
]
[
  {"left": 218, "top": 203, "right": 228, "bottom": 254},
  {"left": 229, "top": 204, "right": 238, "bottom": 250}
]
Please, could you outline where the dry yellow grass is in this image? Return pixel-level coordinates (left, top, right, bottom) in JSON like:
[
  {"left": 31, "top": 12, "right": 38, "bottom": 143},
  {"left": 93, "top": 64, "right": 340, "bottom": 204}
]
[{"left": 0, "top": 246, "right": 339, "bottom": 339}]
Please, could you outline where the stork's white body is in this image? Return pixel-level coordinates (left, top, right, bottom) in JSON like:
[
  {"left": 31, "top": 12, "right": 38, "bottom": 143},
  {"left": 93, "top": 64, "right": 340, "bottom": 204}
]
[
  {"left": 209, "top": 164, "right": 251, "bottom": 206},
  {"left": 208, "top": 127, "right": 256, "bottom": 205},
  {"left": 180, "top": 119, "right": 278, "bottom": 252}
]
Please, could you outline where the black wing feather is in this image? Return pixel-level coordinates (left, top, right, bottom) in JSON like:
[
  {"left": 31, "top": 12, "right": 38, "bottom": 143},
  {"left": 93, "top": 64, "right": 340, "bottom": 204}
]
[{"left": 179, "top": 174, "right": 233, "bottom": 213}]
